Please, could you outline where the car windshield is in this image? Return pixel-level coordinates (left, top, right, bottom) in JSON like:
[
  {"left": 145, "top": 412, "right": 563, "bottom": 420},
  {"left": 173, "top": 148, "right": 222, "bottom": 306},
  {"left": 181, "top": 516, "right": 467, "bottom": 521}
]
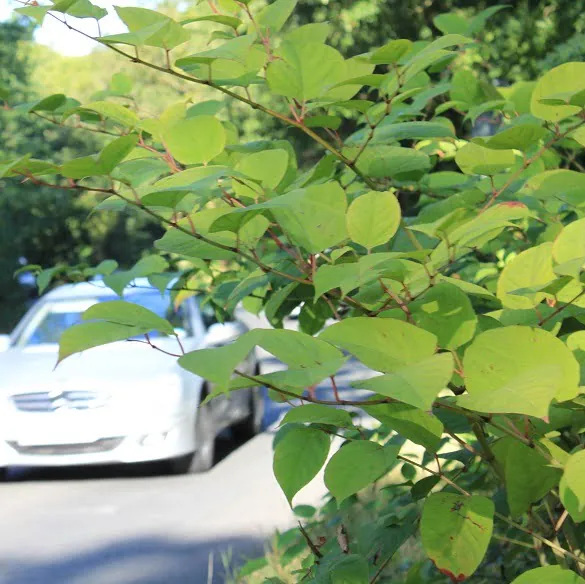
[{"left": 19, "top": 290, "right": 188, "bottom": 347}]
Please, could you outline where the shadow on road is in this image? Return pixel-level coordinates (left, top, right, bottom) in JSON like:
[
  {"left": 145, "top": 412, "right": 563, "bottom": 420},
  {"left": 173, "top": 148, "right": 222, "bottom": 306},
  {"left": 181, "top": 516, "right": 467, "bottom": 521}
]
[{"left": 0, "top": 535, "right": 265, "bottom": 584}]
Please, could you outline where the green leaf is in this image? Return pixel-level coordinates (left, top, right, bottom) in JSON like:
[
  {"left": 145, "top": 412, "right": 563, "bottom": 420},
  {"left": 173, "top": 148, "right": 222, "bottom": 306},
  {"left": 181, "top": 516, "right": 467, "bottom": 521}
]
[
  {"left": 176, "top": 34, "right": 256, "bottom": 66},
  {"left": 14, "top": 5, "right": 50, "bottom": 24},
  {"left": 411, "top": 283, "right": 477, "bottom": 348},
  {"left": 282, "top": 404, "right": 354, "bottom": 428},
  {"left": 52, "top": 0, "right": 107, "bottom": 19},
  {"left": 28, "top": 94, "right": 67, "bottom": 113},
  {"left": 58, "top": 321, "right": 144, "bottom": 364},
  {"left": 365, "top": 402, "right": 444, "bottom": 452},
  {"left": 181, "top": 15, "right": 242, "bottom": 29},
  {"left": 421, "top": 493, "right": 494, "bottom": 581},
  {"left": 79, "top": 101, "right": 139, "bottom": 127},
  {"left": 553, "top": 219, "right": 585, "bottom": 279},
  {"left": 433, "top": 13, "right": 469, "bottom": 35},
  {"left": 412, "top": 476, "right": 441, "bottom": 500},
  {"left": 221, "top": 181, "right": 347, "bottom": 254},
  {"left": 493, "top": 438, "right": 562, "bottom": 516},
  {"left": 180, "top": 328, "right": 342, "bottom": 391},
  {"left": 531, "top": 63, "right": 585, "bottom": 122},
  {"left": 330, "top": 555, "right": 369, "bottom": 584},
  {"left": 455, "top": 141, "right": 516, "bottom": 175},
  {"left": 82, "top": 300, "right": 175, "bottom": 336},
  {"left": 468, "top": 5, "right": 510, "bottom": 35},
  {"left": 357, "top": 353, "right": 453, "bottom": 411},
  {"left": 349, "top": 145, "right": 431, "bottom": 181},
  {"left": 560, "top": 449, "right": 585, "bottom": 523},
  {"left": 273, "top": 426, "right": 330, "bottom": 504},
  {"left": 163, "top": 116, "right": 226, "bottom": 165},
  {"left": 369, "top": 39, "right": 413, "bottom": 65},
  {"left": 320, "top": 317, "right": 437, "bottom": 373},
  {"left": 266, "top": 41, "right": 346, "bottom": 102},
  {"left": 346, "top": 190, "right": 401, "bottom": 249},
  {"left": 256, "top": 0, "right": 297, "bottom": 33},
  {"left": 234, "top": 149, "right": 289, "bottom": 199},
  {"left": 367, "top": 121, "right": 455, "bottom": 145},
  {"left": 111, "top": 6, "right": 190, "bottom": 49},
  {"left": 485, "top": 124, "right": 548, "bottom": 150},
  {"left": 511, "top": 567, "right": 585, "bottom": 584},
  {"left": 522, "top": 169, "right": 585, "bottom": 207},
  {"left": 497, "top": 243, "right": 556, "bottom": 309},
  {"left": 324, "top": 440, "right": 399, "bottom": 502},
  {"left": 284, "top": 23, "right": 331, "bottom": 44},
  {"left": 98, "top": 134, "right": 139, "bottom": 173},
  {"left": 461, "top": 326, "right": 580, "bottom": 418}
]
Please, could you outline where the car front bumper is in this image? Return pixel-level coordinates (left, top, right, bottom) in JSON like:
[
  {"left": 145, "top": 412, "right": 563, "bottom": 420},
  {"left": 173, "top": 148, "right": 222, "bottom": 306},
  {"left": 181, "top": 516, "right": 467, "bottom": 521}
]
[{"left": 0, "top": 411, "right": 195, "bottom": 467}]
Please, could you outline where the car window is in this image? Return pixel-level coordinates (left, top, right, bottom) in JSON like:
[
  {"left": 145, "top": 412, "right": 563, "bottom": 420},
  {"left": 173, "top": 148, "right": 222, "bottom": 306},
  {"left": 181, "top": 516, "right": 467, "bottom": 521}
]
[{"left": 18, "top": 290, "right": 191, "bottom": 346}]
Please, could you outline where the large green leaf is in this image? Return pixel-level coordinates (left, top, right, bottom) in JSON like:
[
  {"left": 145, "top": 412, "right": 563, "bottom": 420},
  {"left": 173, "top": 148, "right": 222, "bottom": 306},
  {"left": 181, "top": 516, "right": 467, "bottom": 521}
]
[
  {"left": 78, "top": 101, "right": 139, "bottom": 127},
  {"left": 349, "top": 145, "right": 431, "bottom": 181},
  {"left": 560, "top": 449, "right": 585, "bottom": 523},
  {"left": 553, "top": 218, "right": 585, "bottom": 279},
  {"left": 511, "top": 566, "right": 585, "bottom": 584},
  {"left": 234, "top": 149, "right": 289, "bottom": 200},
  {"left": 108, "top": 6, "right": 190, "bottom": 49},
  {"left": 319, "top": 317, "right": 437, "bottom": 373},
  {"left": 455, "top": 141, "right": 516, "bottom": 175},
  {"left": 324, "top": 440, "right": 399, "bottom": 502},
  {"left": 266, "top": 40, "right": 346, "bottom": 102},
  {"left": 365, "top": 402, "right": 444, "bottom": 451},
  {"left": 356, "top": 353, "right": 453, "bottom": 411},
  {"left": 485, "top": 124, "right": 548, "bottom": 150},
  {"left": 531, "top": 63, "right": 585, "bottom": 122},
  {"left": 421, "top": 493, "right": 494, "bottom": 581},
  {"left": 82, "top": 300, "right": 175, "bottom": 336},
  {"left": 330, "top": 555, "right": 369, "bottom": 584},
  {"left": 346, "top": 190, "right": 401, "bottom": 249},
  {"left": 256, "top": 0, "right": 297, "bottom": 33},
  {"left": 273, "top": 426, "right": 330, "bottom": 504},
  {"left": 493, "top": 438, "right": 562, "bottom": 516},
  {"left": 461, "top": 326, "right": 580, "bottom": 417},
  {"left": 522, "top": 169, "right": 585, "bottom": 207},
  {"left": 410, "top": 283, "right": 477, "bottom": 349},
  {"left": 497, "top": 243, "right": 556, "bottom": 309},
  {"left": 282, "top": 404, "right": 354, "bottom": 428},
  {"left": 58, "top": 321, "right": 144, "bottom": 364},
  {"left": 369, "top": 39, "right": 413, "bottom": 65},
  {"left": 163, "top": 116, "right": 226, "bottom": 165},
  {"left": 179, "top": 328, "right": 343, "bottom": 391}
]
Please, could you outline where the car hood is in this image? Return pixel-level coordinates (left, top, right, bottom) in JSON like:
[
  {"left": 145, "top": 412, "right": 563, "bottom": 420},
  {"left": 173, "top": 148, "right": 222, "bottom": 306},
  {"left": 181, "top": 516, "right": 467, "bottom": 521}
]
[{"left": 0, "top": 340, "right": 192, "bottom": 393}]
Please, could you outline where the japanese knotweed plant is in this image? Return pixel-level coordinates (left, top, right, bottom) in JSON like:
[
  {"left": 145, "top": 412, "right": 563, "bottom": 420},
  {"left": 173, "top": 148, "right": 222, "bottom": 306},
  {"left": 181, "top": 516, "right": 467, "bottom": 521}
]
[{"left": 5, "top": 1, "right": 585, "bottom": 582}]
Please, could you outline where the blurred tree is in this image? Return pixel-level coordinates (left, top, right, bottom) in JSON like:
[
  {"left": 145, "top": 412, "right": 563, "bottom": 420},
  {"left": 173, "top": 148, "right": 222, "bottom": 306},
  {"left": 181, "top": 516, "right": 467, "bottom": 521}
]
[
  {"left": 290, "top": 0, "right": 585, "bottom": 81},
  {"left": 0, "top": 20, "right": 162, "bottom": 331}
]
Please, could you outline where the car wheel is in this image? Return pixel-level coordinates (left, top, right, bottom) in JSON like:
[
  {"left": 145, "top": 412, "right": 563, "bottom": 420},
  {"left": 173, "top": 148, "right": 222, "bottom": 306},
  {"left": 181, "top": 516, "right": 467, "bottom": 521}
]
[
  {"left": 165, "top": 401, "right": 216, "bottom": 475},
  {"left": 0, "top": 468, "right": 7, "bottom": 481},
  {"left": 232, "top": 386, "right": 264, "bottom": 442}
]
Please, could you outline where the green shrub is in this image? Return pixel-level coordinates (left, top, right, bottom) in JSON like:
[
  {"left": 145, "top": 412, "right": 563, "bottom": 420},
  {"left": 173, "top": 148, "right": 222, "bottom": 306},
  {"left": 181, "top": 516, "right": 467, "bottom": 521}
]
[{"left": 6, "top": 1, "right": 585, "bottom": 582}]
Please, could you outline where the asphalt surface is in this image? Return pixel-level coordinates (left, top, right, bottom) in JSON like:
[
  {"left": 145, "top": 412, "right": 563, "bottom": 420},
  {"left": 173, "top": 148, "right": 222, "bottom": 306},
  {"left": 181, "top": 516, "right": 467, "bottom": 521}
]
[{"left": 0, "top": 354, "right": 370, "bottom": 584}]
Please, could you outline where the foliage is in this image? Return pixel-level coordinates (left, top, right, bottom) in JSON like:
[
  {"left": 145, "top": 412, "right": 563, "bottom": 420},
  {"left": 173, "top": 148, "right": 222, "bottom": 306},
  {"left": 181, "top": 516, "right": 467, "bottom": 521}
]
[
  {"left": 8, "top": 1, "right": 585, "bottom": 582},
  {"left": 0, "top": 20, "right": 163, "bottom": 331}
]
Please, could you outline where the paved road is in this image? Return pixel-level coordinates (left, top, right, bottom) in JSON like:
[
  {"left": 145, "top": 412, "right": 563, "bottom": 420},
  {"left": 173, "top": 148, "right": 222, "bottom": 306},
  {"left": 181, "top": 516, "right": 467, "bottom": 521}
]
[{"left": 0, "top": 355, "right": 370, "bottom": 584}]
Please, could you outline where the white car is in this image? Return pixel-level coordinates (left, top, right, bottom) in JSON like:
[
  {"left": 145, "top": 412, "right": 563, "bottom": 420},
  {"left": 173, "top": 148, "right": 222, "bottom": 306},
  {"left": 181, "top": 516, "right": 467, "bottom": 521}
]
[{"left": 0, "top": 279, "right": 263, "bottom": 476}]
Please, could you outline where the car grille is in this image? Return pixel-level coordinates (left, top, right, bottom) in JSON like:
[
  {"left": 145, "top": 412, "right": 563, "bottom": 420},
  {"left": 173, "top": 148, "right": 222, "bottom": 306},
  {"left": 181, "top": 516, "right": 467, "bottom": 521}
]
[
  {"left": 7, "top": 437, "right": 124, "bottom": 456},
  {"left": 11, "top": 391, "right": 110, "bottom": 412}
]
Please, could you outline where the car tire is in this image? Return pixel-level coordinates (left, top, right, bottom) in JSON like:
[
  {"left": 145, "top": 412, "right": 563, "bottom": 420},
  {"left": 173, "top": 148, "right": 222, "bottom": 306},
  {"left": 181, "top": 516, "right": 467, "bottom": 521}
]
[
  {"left": 232, "top": 386, "right": 264, "bottom": 442},
  {"left": 164, "top": 400, "right": 216, "bottom": 475},
  {"left": 0, "top": 468, "right": 7, "bottom": 481}
]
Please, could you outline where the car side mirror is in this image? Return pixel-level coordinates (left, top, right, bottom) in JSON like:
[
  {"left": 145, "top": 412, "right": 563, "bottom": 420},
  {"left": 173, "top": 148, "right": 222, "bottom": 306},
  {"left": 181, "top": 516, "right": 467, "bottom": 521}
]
[
  {"left": 0, "top": 335, "right": 10, "bottom": 352},
  {"left": 204, "top": 322, "right": 243, "bottom": 347}
]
